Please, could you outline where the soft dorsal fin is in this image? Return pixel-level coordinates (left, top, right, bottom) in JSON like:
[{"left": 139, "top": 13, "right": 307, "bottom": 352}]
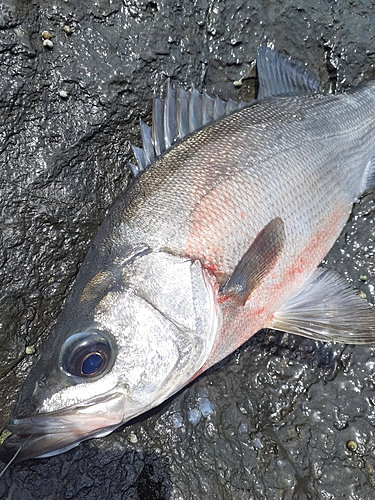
[
  {"left": 220, "top": 217, "right": 286, "bottom": 305},
  {"left": 268, "top": 268, "right": 375, "bottom": 344},
  {"left": 129, "top": 81, "right": 248, "bottom": 177},
  {"left": 256, "top": 46, "right": 322, "bottom": 100}
]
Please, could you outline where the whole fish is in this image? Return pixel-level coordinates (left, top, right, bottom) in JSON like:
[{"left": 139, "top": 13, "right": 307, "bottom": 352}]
[{"left": 3, "top": 47, "right": 375, "bottom": 463}]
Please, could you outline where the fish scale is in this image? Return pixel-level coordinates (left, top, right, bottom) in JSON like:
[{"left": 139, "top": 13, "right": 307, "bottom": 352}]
[{"left": 119, "top": 92, "right": 369, "bottom": 273}]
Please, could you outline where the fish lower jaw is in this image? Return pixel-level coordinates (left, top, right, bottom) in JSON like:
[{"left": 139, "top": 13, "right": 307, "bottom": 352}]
[{"left": 3, "top": 392, "right": 126, "bottom": 462}]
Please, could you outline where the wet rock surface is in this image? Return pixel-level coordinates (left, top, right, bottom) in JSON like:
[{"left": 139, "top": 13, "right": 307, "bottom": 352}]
[{"left": 1, "top": 0, "right": 375, "bottom": 498}]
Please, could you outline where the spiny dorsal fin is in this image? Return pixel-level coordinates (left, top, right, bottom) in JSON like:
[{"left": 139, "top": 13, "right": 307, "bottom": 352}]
[
  {"left": 129, "top": 81, "right": 247, "bottom": 176},
  {"left": 256, "top": 46, "right": 322, "bottom": 100}
]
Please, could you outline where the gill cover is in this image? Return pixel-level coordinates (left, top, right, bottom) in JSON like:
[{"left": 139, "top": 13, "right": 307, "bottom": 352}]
[{"left": 93, "top": 251, "right": 220, "bottom": 409}]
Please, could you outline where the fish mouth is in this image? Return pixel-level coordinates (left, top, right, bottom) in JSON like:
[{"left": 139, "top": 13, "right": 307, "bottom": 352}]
[{"left": 1, "top": 392, "right": 125, "bottom": 463}]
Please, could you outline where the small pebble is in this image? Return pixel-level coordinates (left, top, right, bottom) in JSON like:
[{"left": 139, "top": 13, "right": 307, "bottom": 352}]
[
  {"left": 239, "top": 421, "right": 249, "bottom": 433},
  {"left": 198, "top": 397, "right": 214, "bottom": 417},
  {"left": 347, "top": 440, "right": 357, "bottom": 452},
  {"left": 172, "top": 413, "right": 183, "bottom": 429},
  {"left": 25, "top": 345, "right": 35, "bottom": 355},
  {"left": 58, "top": 90, "right": 68, "bottom": 99},
  {"left": 63, "top": 25, "right": 73, "bottom": 35},
  {"left": 43, "top": 39, "right": 53, "bottom": 49},
  {"left": 42, "top": 30, "right": 52, "bottom": 39},
  {"left": 129, "top": 431, "right": 138, "bottom": 443},
  {"left": 253, "top": 437, "right": 263, "bottom": 449},
  {"left": 276, "top": 459, "right": 287, "bottom": 469},
  {"left": 188, "top": 408, "right": 202, "bottom": 425}
]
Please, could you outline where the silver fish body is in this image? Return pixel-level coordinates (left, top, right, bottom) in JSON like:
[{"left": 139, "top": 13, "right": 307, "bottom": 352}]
[{"left": 3, "top": 48, "right": 375, "bottom": 462}]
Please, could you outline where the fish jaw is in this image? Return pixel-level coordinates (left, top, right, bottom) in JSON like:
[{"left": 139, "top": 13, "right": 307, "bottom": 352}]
[{"left": 2, "top": 391, "right": 126, "bottom": 462}]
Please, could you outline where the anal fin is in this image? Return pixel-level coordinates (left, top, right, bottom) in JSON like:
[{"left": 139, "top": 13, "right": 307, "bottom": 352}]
[
  {"left": 220, "top": 217, "right": 285, "bottom": 304},
  {"left": 268, "top": 268, "right": 375, "bottom": 344}
]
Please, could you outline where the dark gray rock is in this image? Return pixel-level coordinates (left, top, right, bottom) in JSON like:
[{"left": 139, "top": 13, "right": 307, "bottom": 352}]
[{"left": 1, "top": 0, "right": 375, "bottom": 498}]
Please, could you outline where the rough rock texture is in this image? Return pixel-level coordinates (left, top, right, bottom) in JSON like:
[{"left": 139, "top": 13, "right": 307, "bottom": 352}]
[{"left": 1, "top": 0, "right": 375, "bottom": 498}]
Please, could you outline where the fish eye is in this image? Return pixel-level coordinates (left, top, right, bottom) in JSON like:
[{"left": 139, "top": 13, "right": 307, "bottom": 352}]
[{"left": 59, "top": 330, "right": 116, "bottom": 380}]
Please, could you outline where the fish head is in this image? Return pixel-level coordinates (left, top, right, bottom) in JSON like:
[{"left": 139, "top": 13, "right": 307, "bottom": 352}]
[{"left": 3, "top": 249, "right": 219, "bottom": 462}]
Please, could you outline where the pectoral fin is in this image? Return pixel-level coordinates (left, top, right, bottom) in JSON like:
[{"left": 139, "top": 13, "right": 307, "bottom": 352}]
[
  {"left": 268, "top": 268, "right": 375, "bottom": 344},
  {"left": 220, "top": 217, "right": 285, "bottom": 304}
]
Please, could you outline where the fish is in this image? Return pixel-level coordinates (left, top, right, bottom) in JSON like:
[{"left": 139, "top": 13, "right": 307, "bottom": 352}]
[{"left": 2, "top": 46, "right": 375, "bottom": 464}]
